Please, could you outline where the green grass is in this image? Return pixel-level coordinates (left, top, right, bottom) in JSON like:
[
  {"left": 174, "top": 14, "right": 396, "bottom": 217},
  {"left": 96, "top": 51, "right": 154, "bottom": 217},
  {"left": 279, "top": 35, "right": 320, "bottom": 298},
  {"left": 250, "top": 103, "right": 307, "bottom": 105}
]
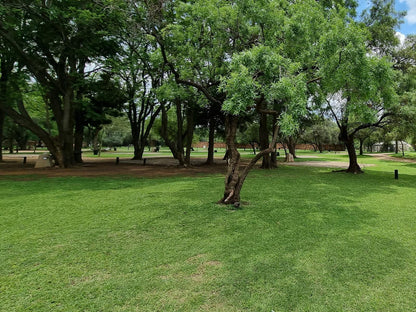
[
  {"left": 392, "top": 151, "right": 416, "bottom": 160},
  {"left": 1, "top": 157, "right": 416, "bottom": 311}
]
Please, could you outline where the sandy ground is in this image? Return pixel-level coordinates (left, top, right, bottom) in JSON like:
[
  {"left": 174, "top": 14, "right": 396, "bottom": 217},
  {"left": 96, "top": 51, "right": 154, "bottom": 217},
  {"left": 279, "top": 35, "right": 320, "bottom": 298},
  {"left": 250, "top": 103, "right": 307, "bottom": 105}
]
[
  {"left": 0, "top": 154, "right": 230, "bottom": 178},
  {"left": 1, "top": 152, "right": 409, "bottom": 178}
]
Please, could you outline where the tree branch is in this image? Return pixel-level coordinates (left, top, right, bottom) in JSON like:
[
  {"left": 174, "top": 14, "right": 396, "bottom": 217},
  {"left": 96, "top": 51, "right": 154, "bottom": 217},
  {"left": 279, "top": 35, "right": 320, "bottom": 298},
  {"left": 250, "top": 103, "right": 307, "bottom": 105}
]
[{"left": 350, "top": 112, "right": 394, "bottom": 136}]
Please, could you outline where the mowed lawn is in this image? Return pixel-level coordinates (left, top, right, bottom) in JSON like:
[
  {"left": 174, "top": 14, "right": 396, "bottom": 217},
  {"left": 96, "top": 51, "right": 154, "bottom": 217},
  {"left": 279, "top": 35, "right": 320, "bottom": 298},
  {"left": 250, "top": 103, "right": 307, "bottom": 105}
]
[{"left": 1, "top": 156, "right": 416, "bottom": 311}]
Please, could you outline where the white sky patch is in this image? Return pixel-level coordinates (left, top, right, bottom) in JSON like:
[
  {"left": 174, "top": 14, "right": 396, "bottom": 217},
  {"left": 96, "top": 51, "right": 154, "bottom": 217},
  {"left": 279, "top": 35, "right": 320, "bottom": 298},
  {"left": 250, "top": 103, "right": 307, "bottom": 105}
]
[
  {"left": 400, "top": 0, "right": 416, "bottom": 24},
  {"left": 396, "top": 31, "right": 406, "bottom": 46}
]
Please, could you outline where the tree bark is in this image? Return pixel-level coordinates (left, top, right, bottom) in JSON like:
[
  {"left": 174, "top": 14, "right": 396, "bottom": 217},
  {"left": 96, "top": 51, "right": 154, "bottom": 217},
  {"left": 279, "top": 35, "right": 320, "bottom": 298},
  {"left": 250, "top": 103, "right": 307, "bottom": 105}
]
[
  {"left": 206, "top": 116, "right": 216, "bottom": 165},
  {"left": 286, "top": 136, "right": 297, "bottom": 158},
  {"left": 219, "top": 115, "right": 279, "bottom": 207},
  {"left": 344, "top": 135, "right": 362, "bottom": 173},
  {"left": 160, "top": 101, "right": 185, "bottom": 166},
  {"left": 73, "top": 114, "right": 84, "bottom": 163},
  {"left": 359, "top": 138, "right": 364, "bottom": 156},
  {"left": 92, "top": 127, "right": 101, "bottom": 155},
  {"left": 258, "top": 101, "right": 274, "bottom": 169},
  {"left": 0, "top": 111, "right": 4, "bottom": 161},
  {"left": 218, "top": 115, "right": 242, "bottom": 206},
  {"left": 185, "top": 106, "right": 195, "bottom": 166}
]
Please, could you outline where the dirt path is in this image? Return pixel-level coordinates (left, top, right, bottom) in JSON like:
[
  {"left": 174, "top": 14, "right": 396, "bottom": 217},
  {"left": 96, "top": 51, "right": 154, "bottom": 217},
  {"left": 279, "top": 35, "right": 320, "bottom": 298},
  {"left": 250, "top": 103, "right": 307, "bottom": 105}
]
[
  {"left": 3, "top": 153, "right": 402, "bottom": 178},
  {"left": 367, "top": 153, "right": 416, "bottom": 163},
  {"left": 0, "top": 155, "right": 230, "bottom": 178}
]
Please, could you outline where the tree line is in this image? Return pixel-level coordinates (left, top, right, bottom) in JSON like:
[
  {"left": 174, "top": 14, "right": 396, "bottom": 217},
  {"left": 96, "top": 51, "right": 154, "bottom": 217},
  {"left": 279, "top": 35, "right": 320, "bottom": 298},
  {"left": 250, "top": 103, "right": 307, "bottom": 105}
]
[{"left": 0, "top": 0, "right": 415, "bottom": 206}]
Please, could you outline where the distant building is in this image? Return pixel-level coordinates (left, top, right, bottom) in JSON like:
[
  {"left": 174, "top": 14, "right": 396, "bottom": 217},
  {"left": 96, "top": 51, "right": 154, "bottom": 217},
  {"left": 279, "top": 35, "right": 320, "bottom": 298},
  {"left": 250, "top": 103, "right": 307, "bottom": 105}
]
[{"left": 372, "top": 141, "right": 413, "bottom": 153}]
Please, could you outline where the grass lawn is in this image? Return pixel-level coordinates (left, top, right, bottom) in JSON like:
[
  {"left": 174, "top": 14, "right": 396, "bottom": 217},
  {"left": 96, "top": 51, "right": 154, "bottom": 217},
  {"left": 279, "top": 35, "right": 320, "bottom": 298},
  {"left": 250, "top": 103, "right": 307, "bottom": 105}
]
[
  {"left": 392, "top": 151, "right": 416, "bottom": 160},
  {"left": 1, "top": 156, "right": 416, "bottom": 311}
]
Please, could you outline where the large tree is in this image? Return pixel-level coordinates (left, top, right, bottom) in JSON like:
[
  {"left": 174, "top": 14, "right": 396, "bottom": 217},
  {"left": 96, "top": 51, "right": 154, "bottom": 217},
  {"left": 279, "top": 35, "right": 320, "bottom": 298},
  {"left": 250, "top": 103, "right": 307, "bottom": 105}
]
[
  {"left": 151, "top": 0, "right": 354, "bottom": 206},
  {"left": 318, "top": 13, "right": 398, "bottom": 173},
  {"left": 0, "top": 0, "right": 122, "bottom": 167},
  {"left": 108, "top": 3, "right": 165, "bottom": 161}
]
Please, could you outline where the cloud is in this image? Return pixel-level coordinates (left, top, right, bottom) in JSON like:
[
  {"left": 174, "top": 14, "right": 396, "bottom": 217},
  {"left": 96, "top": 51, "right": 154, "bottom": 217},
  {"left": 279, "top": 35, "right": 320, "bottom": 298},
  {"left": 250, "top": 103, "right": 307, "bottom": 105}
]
[
  {"left": 396, "top": 31, "right": 406, "bottom": 46},
  {"left": 400, "top": 0, "right": 416, "bottom": 24}
]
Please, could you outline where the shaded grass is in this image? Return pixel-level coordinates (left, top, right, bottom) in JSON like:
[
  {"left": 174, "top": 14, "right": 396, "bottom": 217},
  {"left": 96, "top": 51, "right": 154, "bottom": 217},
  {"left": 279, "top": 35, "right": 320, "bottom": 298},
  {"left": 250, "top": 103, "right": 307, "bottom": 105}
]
[{"left": 1, "top": 161, "right": 416, "bottom": 311}]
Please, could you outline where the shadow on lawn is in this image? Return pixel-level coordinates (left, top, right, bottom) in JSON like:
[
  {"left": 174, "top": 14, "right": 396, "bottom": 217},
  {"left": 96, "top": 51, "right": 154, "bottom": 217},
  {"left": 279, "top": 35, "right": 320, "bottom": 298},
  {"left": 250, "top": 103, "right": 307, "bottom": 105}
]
[{"left": 215, "top": 167, "right": 413, "bottom": 310}]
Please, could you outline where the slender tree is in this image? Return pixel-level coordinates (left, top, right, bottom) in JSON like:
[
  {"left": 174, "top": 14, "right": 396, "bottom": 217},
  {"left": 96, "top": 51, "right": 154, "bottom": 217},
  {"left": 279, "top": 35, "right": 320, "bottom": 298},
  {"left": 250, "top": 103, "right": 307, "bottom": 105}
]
[{"left": 318, "top": 13, "right": 398, "bottom": 173}]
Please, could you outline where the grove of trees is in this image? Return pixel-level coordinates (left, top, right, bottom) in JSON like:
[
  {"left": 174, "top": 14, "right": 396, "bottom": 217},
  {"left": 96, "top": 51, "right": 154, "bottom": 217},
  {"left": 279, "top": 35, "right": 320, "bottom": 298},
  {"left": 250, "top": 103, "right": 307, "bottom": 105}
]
[{"left": 1, "top": 0, "right": 415, "bottom": 205}]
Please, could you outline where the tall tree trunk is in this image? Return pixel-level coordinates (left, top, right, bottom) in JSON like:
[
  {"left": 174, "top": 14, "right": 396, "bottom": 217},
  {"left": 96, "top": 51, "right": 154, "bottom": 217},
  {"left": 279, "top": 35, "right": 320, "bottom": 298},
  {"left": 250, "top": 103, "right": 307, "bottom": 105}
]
[
  {"left": 395, "top": 140, "right": 399, "bottom": 154},
  {"left": 185, "top": 106, "right": 194, "bottom": 166},
  {"left": 206, "top": 116, "right": 215, "bottom": 165},
  {"left": 130, "top": 117, "right": 141, "bottom": 160},
  {"left": 258, "top": 101, "right": 274, "bottom": 169},
  {"left": 175, "top": 99, "right": 185, "bottom": 166},
  {"left": 345, "top": 136, "right": 362, "bottom": 173},
  {"left": 250, "top": 142, "right": 256, "bottom": 155},
  {"left": 287, "top": 136, "right": 297, "bottom": 158},
  {"left": 73, "top": 114, "right": 84, "bottom": 163},
  {"left": 359, "top": 138, "right": 364, "bottom": 156},
  {"left": 160, "top": 102, "right": 185, "bottom": 166},
  {"left": 0, "top": 111, "right": 4, "bottom": 161},
  {"left": 92, "top": 127, "right": 101, "bottom": 156},
  {"left": 270, "top": 115, "right": 278, "bottom": 167}
]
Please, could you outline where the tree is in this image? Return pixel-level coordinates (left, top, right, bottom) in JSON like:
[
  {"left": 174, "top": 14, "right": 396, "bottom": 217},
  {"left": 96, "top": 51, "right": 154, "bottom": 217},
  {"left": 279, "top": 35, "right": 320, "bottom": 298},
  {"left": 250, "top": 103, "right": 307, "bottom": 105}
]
[
  {"left": 108, "top": 3, "right": 165, "bottom": 161},
  {"left": 361, "top": 0, "right": 405, "bottom": 55},
  {"left": 220, "top": 44, "right": 308, "bottom": 204},
  {"left": 302, "top": 117, "right": 339, "bottom": 153},
  {"left": 0, "top": 0, "right": 123, "bottom": 167},
  {"left": 318, "top": 14, "right": 398, "bottom": 173},
  {"left": 152, "top": 0, "right": 348, "bottom": 206},
  {"left": 390, "top": 35, "right": 416, "bottom": 154}
]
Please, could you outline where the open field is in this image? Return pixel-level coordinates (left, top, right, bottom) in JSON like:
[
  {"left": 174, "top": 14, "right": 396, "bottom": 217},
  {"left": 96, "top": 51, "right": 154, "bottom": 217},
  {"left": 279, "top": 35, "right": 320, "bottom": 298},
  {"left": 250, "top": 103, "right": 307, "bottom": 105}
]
[{"left": 1, "top": 152, "right": 416, "bottom": 311}]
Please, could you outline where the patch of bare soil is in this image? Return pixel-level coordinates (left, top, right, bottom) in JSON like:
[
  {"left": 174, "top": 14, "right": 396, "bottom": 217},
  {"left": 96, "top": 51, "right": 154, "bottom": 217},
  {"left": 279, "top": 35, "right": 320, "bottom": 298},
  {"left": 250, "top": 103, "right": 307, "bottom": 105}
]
[
  {"left": 285, "top": 160, "right": 375, "bottom": 169},
  {"left": 0, "top": 155, "right": 230, "bottom": 178},
  {"left": 368, "top": 153, "right": 416, "bottom": 163},
  {"left": 0, "top": 153, "right": 382, "bottom": 178}
]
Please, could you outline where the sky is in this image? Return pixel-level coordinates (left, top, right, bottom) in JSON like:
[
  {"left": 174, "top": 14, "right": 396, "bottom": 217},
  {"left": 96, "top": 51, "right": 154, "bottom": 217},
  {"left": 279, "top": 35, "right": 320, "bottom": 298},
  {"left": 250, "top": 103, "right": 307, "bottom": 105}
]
[{"left": 357, "top": 0, "right": 416, "bottom": 36}]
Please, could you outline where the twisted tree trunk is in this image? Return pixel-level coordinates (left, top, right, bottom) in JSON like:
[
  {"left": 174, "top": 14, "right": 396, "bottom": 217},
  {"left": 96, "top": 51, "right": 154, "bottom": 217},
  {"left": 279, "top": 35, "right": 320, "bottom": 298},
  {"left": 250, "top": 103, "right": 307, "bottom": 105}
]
[{"left": 219, "top": 115, "right": 279, "bottom": 207}]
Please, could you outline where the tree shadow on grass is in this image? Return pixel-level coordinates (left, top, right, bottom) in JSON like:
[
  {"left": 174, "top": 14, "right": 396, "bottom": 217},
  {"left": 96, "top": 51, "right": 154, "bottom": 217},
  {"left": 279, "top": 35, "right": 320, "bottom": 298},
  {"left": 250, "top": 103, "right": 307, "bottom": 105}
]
[{"left": 213, "top": 166, "right": 415, "bottom": 310}]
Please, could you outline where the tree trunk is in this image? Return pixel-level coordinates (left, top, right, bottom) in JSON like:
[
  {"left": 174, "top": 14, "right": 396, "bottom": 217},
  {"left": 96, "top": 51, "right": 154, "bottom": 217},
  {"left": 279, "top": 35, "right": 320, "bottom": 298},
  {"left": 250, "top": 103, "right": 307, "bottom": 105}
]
[
  {"left": 258, "top": 102, "right": 274, "bottom": 169},
  {"left": 287, "top": 136, "right": 297, "bottom": 158},
  {"left": 359, "top": 138, "right": 364, "bottom": 156},
  {"left": 160, "top": 102, "right": 185, "bottom": 166},
  {"left": 0, "top": 111, "right": 4, "bottom": 161},
  {"left": 92, "top": 127, "right": 101, "bottom": 156},
  {"left": 345, "top": 136, "right": 362, "bottom": 173},
  {"left": 206, "top": 116, "right": 215, "bottom": 165},
  {"left": 218, "top": 115, "right": 242, "bottom": 206},
  {"left": 73, "top": 115, "right": 84, "bottom": 163},
  {"left": 270, "top": 115, "right": 278, "bottom": 167},
  {"left": 250, "top": 142, "right": 256, "bottom": 155},
  {"left": 56, "top": 90, "right": 76, "bottom": 167},
  {"left": 174, "top": 99, "right": 185, "bottom": 166},
  {"left": 185, "top": 106, "right": 194, "bottom": 166},
  {"left": 219, "top": 115, "right": 279, "bottom": 207}
]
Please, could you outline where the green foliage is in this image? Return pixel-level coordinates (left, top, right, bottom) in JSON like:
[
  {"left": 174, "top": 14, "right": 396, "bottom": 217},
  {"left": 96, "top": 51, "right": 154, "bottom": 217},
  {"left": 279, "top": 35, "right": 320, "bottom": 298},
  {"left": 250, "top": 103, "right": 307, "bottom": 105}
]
[
  {"left": 101, "top": 116, "right": 132, "bottom": 147},
  {"left": 361, "top": 0, "right": 405, "bottom": 54},
  {"left": 318, "top": 12, "right": 398, "bottom": 130},
  {"left": 221, "top": 65, "right": 258, "bottom": 115},
  {"left": 221, "top": 44, "right": 307, "bottom": 134}
]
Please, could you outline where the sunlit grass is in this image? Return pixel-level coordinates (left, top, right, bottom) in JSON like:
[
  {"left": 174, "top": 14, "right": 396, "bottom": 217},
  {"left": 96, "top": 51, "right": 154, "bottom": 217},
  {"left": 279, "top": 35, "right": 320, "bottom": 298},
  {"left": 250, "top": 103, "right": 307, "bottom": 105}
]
[{"left": 1, "top": 156, "right": 416, "bottom": 311}]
